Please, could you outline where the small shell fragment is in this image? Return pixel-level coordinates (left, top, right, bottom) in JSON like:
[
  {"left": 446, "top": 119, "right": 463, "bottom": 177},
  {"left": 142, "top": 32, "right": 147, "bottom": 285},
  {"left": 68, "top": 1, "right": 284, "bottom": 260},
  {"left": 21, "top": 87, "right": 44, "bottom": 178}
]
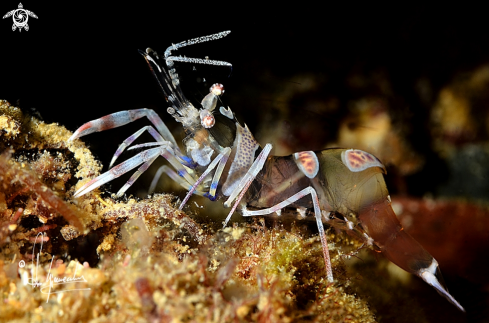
[{"left": 60, "top": 225, "right": 81, "bottom": 241}]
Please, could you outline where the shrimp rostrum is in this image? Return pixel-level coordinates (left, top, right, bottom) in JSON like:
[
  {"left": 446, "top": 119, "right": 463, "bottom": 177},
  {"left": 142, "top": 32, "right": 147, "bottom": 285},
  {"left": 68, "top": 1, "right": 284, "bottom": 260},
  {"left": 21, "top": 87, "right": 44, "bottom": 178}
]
[{"left": 68, "top": 31, "right": 464, "bottom": 312}]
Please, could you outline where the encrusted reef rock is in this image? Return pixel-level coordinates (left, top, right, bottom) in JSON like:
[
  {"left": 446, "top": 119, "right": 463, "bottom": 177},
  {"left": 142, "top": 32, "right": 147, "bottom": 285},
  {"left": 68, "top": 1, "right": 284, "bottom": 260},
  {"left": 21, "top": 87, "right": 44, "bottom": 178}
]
[{"left": 1, "top": 99, "right": 418, "bottom": 322}]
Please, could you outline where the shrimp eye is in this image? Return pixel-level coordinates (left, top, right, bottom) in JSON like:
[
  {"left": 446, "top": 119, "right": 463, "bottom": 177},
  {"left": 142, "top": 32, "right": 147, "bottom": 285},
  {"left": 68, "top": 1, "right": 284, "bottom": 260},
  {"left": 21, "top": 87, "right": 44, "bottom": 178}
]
[
  {"left": 210, "top": 83, "right": 224, "bottom": 96},
  {"left": 200, "top": 109, "right": 215, "bottom": 128}
]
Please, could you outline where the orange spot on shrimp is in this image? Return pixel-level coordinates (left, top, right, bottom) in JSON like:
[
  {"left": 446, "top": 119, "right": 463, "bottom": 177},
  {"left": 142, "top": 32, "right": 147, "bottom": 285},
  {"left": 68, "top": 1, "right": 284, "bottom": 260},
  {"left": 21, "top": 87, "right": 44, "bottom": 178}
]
[
  {"left": 294, "top": 151, "right": 319, "bottom": 178},
  {"left": 341, "top": 149, "right": 386, "bottom": 173},
  {"left": 210, "top": 83, "right": 225, "bottom": 96}
]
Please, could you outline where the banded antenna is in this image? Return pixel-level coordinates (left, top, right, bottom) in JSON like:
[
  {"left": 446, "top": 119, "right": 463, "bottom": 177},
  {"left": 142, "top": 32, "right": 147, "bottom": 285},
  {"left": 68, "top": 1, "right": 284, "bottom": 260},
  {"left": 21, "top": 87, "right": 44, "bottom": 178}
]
[{"left": 139, "top": 31, "right": 232, "bottom": 123}]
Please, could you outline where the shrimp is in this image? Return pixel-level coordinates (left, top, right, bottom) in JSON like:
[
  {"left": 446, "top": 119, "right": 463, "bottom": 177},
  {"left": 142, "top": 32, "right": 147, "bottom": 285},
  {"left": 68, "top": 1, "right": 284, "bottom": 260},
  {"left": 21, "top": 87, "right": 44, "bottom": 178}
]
[{"left": 68, "top": 31, "right": 464, "bottom": 312}]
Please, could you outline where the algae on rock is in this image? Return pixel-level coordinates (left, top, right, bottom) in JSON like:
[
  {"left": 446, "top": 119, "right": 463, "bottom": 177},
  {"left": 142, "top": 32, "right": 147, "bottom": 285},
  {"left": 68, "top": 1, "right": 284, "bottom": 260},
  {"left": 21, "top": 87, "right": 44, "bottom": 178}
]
[{"left": 0, "top": 100, "right": 378, "bottom": 322}]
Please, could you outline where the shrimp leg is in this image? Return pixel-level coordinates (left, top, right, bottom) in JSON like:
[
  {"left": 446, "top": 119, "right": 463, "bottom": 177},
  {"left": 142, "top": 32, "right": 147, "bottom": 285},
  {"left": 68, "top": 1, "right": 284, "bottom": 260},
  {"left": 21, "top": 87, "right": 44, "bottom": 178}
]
[
  {"left": 242, "top": 186, "right": 334, "bottom": 283},
  {"left": 74, "top": 144, "right": 193, "bottom": 197},
  {"left": 179, "top": 147, "right": 231, "bottom": 209},
  {"left": 68, "top": 109, "right": 179, "bottom": 150},
  {"left": 223, "top": 144, "right": 273, "bottom": 226}
]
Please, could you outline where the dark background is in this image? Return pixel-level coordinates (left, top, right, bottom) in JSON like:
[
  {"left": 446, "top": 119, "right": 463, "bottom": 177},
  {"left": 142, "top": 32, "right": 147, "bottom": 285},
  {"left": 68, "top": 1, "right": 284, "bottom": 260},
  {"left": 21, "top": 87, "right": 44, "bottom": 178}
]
[
  {"left": 3, "top": 3, "right": 489, "bottom": 322},
  {"left": 3, "top": 3, "right": 489, "bottom": 145},
  {"left": 4, "top": 3, "right": 489, "bottom": 198}
]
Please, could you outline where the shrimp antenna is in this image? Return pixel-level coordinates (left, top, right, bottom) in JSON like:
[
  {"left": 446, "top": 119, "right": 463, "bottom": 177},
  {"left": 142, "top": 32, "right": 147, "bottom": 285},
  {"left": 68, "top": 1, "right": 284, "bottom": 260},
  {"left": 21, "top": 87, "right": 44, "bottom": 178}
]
[
  {"left": 139, "top": 49, "right": 189, "bottom": 116},
  {"left": 139, "top": 31, "right": 232, "bottom": 120},
  {"left": 164, "top": 30, "right": 231, "bottom": 59}
]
